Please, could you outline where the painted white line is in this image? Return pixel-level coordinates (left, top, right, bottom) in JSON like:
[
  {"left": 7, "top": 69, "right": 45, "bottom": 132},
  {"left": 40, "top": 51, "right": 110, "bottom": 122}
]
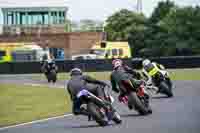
[
  {"left": 0, "top": 114, "right": 73, "bottom": 131},
  {"left": 23, "top": 83, "right": 64, "bottom": 89},
  {"left": 24, "top": 83, "right": 41, "bottom": 87}
]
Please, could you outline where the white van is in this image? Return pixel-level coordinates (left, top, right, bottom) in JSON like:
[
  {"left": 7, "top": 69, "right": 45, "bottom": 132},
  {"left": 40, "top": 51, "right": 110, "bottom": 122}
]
[
  {"left": 71, "top": 54, "right": 97, "bottom": 60},
  {"left": 12, "top": 44, "right": 51, "bottom": 61}
]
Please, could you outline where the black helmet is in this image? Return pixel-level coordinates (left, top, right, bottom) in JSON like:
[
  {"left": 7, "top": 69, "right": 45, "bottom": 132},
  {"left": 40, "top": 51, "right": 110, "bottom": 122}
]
[{"left": 70, "top": 68, "right": 82, "bottom": 76}]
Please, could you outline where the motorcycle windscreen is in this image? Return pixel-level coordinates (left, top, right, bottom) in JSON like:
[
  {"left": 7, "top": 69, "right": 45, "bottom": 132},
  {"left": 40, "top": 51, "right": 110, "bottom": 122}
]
[{"left": 76, "top": 89, "right": 89, "bottom": 98}]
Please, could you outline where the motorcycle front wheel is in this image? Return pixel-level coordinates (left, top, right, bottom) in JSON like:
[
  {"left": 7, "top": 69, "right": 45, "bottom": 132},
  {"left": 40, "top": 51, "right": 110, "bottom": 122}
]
[
  {"left": 87, "top": 102, "right": 108, "bottom": 126},
  {"left": 112, "top": 111, "right": 122, "bottom": 124}
]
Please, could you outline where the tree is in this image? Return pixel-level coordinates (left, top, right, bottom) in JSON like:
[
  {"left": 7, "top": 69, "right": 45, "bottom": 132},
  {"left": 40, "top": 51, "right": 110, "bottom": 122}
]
[
  {"left": 104, "top": 3, "right": 200, "bottom": 57},
  {"left": 64, "top": 19, "right": 72, "bottom": 32},
  {"left": 104, "top": 9, "right": 147, "bottom": 41},
  {"left": 70, "top": 21, "right": 79, "bottom": 32},
  {"left": 149, "top": 0, "right": 175, "bottom": 24},
  {"left": 104, "top": 9, "right": 147, "bottom": 56},
  {"left": 128, "top": 24, "right": 147, "bottom": 56},
  {"left": 160, "top": 6, "right": 200, "bottom": 55},
  {"left": 79, "top": 19, "right": 103, "bottom": 31}
]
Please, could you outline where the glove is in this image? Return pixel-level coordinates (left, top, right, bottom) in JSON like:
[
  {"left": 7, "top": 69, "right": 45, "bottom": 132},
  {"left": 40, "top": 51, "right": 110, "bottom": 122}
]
[
  {"left": 118, "top": 94, "right": 128, "bottom": 104},
  {"left": 118, "top": 95, "right": 122, "bottom": 102}
]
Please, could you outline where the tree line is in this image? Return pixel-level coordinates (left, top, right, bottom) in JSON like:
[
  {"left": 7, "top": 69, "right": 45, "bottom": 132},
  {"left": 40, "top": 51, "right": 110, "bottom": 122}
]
[{"left": 104, "top": 0, "right": 200, "bottom": 57}]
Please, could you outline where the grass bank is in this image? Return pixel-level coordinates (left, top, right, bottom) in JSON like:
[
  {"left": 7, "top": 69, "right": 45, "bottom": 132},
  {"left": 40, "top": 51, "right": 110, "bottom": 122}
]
[{"left": 0, "top": 84, "right": 71, "bottom": 127}]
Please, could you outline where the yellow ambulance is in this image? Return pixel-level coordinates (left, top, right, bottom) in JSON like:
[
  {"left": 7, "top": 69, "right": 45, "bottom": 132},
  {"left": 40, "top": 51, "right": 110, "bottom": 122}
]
[
  {"left": 0, "top": 43, "right": 25, "bottom": 63},
  {"left": 90, "top": 41, "right": 132, "bottom": 59}
]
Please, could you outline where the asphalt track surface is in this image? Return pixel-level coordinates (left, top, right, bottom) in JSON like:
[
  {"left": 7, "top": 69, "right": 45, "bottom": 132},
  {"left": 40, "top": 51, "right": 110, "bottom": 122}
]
[{"left": 0, "top": 74, "right": 200, "bottom": 133}]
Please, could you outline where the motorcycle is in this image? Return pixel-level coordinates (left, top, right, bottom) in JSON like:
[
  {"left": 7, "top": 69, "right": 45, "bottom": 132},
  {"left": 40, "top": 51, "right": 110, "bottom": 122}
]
[
  {"left": 119, "top": 80, "right": 152, "bottom": 115},
  {"left": 41, "top": 61, "right": 58, "bottom": 83},
  {"left": 76, "top": 88, "right": 122, "bottom": 126},
  {"left": 146, "top": 69, "right": 174, "bottom": 97}
]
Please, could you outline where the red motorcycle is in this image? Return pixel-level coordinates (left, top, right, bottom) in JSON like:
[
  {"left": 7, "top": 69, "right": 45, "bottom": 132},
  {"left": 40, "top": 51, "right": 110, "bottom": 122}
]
[{"left": 119, "top": 80, "right": 152, "bottom": 115}]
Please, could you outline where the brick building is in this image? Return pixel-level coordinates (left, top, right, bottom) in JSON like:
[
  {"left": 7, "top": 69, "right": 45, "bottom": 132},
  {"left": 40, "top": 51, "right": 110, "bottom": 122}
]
[{"left": 0, "top": 32, "right": 105, "bottom": 59}]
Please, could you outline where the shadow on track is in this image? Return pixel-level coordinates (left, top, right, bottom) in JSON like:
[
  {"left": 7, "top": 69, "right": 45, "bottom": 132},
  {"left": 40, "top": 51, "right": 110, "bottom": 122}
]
[
  {"left": 69, "top": 124, "right": 100, "bottom": 129},
  {"left": 66, "top": 123, "right": 115, "bottom": 129},
  {"left": 120, "top": 113, "right": 141, "bottom": 118},
  {"left": 152, "top": 95, "right": 169, "bottom": 99}
]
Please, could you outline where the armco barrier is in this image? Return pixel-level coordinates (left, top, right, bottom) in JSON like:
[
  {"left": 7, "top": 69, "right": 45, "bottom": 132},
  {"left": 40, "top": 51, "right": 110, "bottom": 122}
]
[
  {"left": 0, "top": 63, "right": 12, "bottom": 74},
  {"left": 0, "top": 56, "right": 200, "bottom": 74},
  {"left": 132, "top": 56, "right": 200, "bottom": 69},
  {"left": 150, "top": 56, "right": 200, "bottom": 69}
]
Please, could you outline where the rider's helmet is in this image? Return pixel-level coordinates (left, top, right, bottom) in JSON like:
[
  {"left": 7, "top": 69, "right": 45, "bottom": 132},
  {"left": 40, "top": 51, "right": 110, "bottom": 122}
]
[
  {"left": 112, "top": 59, "right": 123, "bottom": 69},
  {"left": 70, "top": 68, "right": 82, "bottom": 76},
  {"left": 142, "top": 59, "right": 151, "bottom": 67}
]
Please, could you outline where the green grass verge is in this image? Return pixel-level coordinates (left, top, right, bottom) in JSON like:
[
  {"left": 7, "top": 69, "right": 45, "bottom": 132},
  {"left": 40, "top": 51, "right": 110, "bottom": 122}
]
[
  {"left": 0, "top": 84, "right": 71, "bottom": 127},
  {"left": 168, "top": 69, "right": 200, "bottom": 80},
  {"left": 33, "top": 68, "right": 200, "bottom": 81},
  {"left": 32, "top": 72, "right": 112, "bottom": 81}
]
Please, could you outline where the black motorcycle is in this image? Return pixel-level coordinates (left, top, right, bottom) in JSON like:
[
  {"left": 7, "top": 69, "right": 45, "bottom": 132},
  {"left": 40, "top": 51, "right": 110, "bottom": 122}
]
[
  {"left": 76, "top": 88, "right": 122, "bottom": 126},
  {"left": 41, "top": 61, "right": 58, "bottom": 83},
  {"left": 151, "top": 70, "right": 174, "bottom": 97}
]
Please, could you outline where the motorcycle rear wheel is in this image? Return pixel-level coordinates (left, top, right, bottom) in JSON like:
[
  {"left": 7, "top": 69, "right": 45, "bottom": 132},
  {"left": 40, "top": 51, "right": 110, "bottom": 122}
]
[
  {"left": 159, "top": 81, "right": 173, "bottom": 97},
  {"left": 128, "top": 92, "right": 150, "bottom": 115}
]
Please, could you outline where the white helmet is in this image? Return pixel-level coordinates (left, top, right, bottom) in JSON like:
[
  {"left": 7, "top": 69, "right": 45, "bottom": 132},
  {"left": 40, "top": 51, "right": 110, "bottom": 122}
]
[{"left": 142, "top": 59, "right": 151, "bottom": 67}]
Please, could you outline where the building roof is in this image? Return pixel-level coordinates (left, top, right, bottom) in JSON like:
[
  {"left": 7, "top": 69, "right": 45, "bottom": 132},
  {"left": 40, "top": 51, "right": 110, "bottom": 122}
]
[{"left": 1, "top": 6, "right": 68, "bottom": 12}]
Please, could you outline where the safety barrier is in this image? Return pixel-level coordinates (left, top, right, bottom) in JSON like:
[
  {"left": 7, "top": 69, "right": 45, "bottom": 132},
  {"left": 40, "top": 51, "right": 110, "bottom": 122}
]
[{"left": 0, "top": 56, "right": 200, "bottom": 74}]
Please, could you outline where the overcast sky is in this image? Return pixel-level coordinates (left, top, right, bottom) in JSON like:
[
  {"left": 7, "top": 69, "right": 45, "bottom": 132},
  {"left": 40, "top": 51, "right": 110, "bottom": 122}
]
[{"left": 0, "top": 0, "right": 199, "bottom": 24}]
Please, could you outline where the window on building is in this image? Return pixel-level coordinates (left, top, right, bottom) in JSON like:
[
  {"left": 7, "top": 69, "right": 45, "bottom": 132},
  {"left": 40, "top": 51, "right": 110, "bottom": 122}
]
[
  {"left": 32, "top": 15, "right": 38, "bottom": 25},
  {"left": 51, "top": 12, "right": 57, "bottom": 24},
  {"left": 31, "top": 13, "right": 43, "bottom": 25},
  {"left": 63, "top": 12, "right": 66, "bottom": 21},
  {"left": 36, "top": 14, "right": 42, "bottom": 25},
  {"left": 16, "top": 12, "right": 20, "bottom": 25},
  {"left": 112, "top": 49, "right": 118, "bottom": 56},
  {"left": 44, "top": 13, "right": 48, "bottom": 25},
  {"left": 58, "top": 12, "right": 61, "bottom": 24},
  {"left": 28, "top": 14, "right": 32, "bottom": 25},
  {"left": 105, "top": 50, "right": 111, "bottom": 58},
  {"left": 7, "top": 12, "right": 13, "bottom": 25},
  {"left": 59, "top": 11, "right": 65, "bottom": 24},
  {"left": 59, "top": 11, "right": 64, "bottom": 24},
  {"left": 119, "top": 49, "right": 123, "bottom": 56},
  {"left": 20, "top": 13, "right": 26, "bottom": 25},
  {"left": 48, "top": 12, "right": 51, "bottom": 25}
]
